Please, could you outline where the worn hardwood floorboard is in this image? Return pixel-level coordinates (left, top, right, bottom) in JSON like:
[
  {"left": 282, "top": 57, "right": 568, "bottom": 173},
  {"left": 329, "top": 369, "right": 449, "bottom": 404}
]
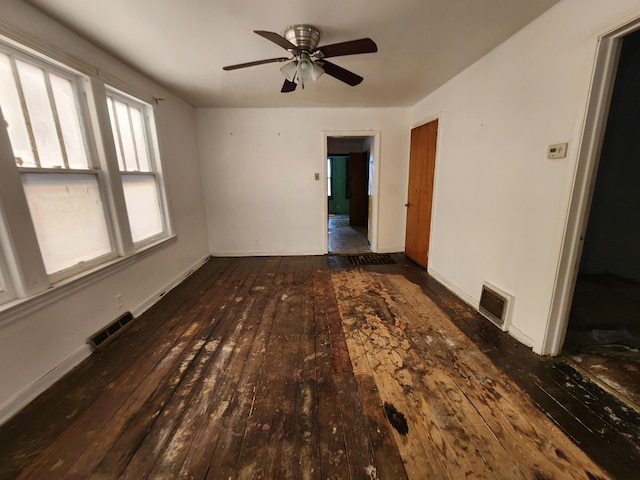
[
  {"left": 331, "top": 268, "right": 610, "bottom": 480},
  {"left": 376, "top": 254, "right": 640, "bottom": 480},
  {"left": 0, "top": 255, "right": 635, "bottom": 479}
]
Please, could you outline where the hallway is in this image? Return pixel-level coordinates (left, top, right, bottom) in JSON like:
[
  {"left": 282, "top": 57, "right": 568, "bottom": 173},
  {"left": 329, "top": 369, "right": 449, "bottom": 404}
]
[{"left": 328, "top": 214, "right": 369, "bottom": 254}]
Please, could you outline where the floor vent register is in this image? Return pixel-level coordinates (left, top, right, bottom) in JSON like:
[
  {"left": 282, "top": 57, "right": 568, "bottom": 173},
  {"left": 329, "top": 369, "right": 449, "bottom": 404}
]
[{"left": 348, "top": 254, "right": 395, "bottom": 266}]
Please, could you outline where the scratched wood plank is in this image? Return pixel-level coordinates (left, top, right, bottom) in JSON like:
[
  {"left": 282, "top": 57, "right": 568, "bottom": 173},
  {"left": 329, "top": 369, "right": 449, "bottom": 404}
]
[
  {"left": 284, "top": 259, "right": 320, "bottom": 480},
  {"left": 0, "top": 257, "right": 234, "bottom": 480},
  {"left": 378, "top": 272, "right": 612, "bottom": 480},
  {"left": 79, "top": 257, "right": 262, "bottom": 479},
  {"left": 166, "top": 257, "right": 282, "bottom": 478},
  {"left": 314, "top": 267, "right": 390, "bottom": 480},
  {"left": 118, "top": 257, "right": 273, "bottom": 479},
  {"left": 331, "top": 268, "right": 451, "bottom": 479},
  {"left": 261, "top": 257, "right": 314, "bottom": 479},
  {"left": 313, "top": 269, "right": 354, "bottom": 479},
  {"left": 341, "top": 269, "right": 611, "bottom": 480},
  {"left": 395, "top": 256, "right": 640, "bottom": 480},
  {"left": 353, "top": 373, "right": 409, "bottom": 480},
  {"left": 145, "top": 258, "right": 276, "bottom": 477},
  {"left": 15, "top": 257, "right": 249, "bottom": 480},
  {"left": 202, "top": 258, "right": 294, "bottom": 480},
  {"left": 96, "top": 258, "right": 263, "bottom": 477},
  {"left": 229, "top": 262, "right": 303, "bottom": 477}
]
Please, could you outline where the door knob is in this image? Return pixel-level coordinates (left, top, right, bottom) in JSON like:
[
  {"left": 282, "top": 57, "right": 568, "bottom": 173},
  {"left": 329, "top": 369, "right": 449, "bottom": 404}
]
[{"left": 405, "top": 203, "right": 411, "bottom": 207}]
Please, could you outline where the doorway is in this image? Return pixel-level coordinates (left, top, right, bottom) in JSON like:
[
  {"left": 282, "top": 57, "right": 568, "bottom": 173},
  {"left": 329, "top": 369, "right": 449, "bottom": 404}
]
[
  {"left": 562, "top": 28, "right": 640, "bottom": 406},
  {"left": 326, "top": 136, "right": 375, "bottom": 254}
]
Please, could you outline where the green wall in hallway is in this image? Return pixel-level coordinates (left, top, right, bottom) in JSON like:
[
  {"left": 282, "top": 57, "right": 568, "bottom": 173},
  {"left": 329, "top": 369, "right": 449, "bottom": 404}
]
[{"left": 329, "top": 156, "right": 349, "bottom": 215}]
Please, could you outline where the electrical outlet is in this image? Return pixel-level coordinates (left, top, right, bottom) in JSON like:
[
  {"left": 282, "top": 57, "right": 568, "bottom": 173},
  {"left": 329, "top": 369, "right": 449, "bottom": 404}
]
[
  {"left": 115, "top": 294, "right": 123, "bottom": 308},
  {"left": 314, "top": 173, "right": 320, "bottom": 180}
]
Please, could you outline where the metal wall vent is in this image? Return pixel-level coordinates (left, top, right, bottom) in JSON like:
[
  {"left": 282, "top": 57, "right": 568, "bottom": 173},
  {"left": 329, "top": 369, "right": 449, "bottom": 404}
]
[
  {"left": 348, "top": 254, "right": 395, "bottom": 266},
  {"left": 478, "top": 283, "right": 513, "bottom": 332},
  {"left": 88, "top": 311, "right": 134, "bottom": 351}
]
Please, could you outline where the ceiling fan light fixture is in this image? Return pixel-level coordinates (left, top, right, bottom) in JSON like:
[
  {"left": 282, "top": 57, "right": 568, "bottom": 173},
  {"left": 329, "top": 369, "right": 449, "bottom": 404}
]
[
  {"left": 308, "top": 60, "right": 324, "bottom": 82},
  {"left": 280, "top": 61, "right": 298, "bottom": 82},
  {"left": 224, "top": 25, "right": 375, "bottom": 93},
  {"left": 280, "top": 56, "right": 324, "bottom": 87},
  {"left": 296, "top": 56, "right": 321, "bottom": 82}
]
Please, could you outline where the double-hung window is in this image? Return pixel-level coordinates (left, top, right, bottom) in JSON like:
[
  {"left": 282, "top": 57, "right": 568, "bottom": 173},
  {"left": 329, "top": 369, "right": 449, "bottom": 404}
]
[
  {"left": 0, "top": 47, "right": 113, "bottom": 280},
  {"left": 0, "top": 37, "right": 171, "bottom": 306},
  {"left": 106, "top": 91, "right": 165, "bottom": 245}
]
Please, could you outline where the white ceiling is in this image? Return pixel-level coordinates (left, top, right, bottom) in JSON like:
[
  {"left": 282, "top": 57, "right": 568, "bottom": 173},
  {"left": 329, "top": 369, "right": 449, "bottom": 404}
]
[{"left": 27, "top": 0, "right": 560, "bottom": 108}]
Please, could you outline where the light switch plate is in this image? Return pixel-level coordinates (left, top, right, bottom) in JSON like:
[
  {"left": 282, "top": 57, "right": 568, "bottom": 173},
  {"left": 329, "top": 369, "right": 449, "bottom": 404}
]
[{"left": 547, "top": 143, "right": 568, "bottom": 159}]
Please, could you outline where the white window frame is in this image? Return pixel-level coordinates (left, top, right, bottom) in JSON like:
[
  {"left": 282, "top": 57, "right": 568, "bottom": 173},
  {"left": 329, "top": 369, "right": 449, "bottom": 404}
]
[
  {"left": 1, "top": 44, "right": 119, "bottom": 283},
  {"left": 0, "top": 208, "right": 15, "bottom": 305},
  {"left": 105, "top": 88, "right": 170, "bottom": 248},
  {"left": 0, "top": 35, "right": 173, "bottom": 309}
]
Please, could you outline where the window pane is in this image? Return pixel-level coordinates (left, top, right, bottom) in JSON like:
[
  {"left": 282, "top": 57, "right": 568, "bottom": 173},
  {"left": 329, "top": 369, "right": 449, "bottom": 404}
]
[
  {"left": 115, "top": 100, "right": 138, "bottom": 171},
  {"left": 130, "top": 106, "right": 150, "bottom": 171},
  {"left": 22, "top": 173, "right": 112, "bottom": 274},
  {"left": 50, "top": 74, "right": 89, "bottom": 169},
  {"left": 16, "top": 60, "right": 64, "bottom": 168},
  {"left": 122, "top": 174, "right": 163, "bottom": 243},
  {"left": 0, "top": 52, "right": 35, "bottom": 167},
  {"left": 0, "top": 269, "right": 6, "bottom": 297},
  {"left": 107, "top": 97, "right": 125, "bottom": 170}
]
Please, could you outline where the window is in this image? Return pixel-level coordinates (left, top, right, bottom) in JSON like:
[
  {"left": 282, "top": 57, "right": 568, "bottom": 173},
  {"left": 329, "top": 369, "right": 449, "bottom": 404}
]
[
  {"left": 0, "top": 37, "right": 171, "bottom": 305},
  {"left": 0, "top": 49, "right": 113, "bottom": 278},
  {"left": 107, "top": 91, "right": 165, "bottom": 244}
]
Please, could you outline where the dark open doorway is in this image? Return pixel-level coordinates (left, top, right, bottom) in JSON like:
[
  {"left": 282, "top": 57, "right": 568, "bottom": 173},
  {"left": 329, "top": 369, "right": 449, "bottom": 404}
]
[
  {"left": 563, "top": 28, "right": 640, "bottom": 407},
  {"left": 327, "top": 136, "right": 372, "bottom": 254}
]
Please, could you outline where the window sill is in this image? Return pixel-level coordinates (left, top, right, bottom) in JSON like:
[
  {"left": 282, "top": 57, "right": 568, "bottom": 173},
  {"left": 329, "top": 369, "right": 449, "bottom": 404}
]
[{"left": 0, "top": 234, "right": 177, "bottom": 328}]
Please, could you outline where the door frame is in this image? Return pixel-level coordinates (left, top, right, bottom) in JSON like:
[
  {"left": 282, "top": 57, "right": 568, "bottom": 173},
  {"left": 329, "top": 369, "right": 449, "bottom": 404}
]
[
  {"left": 323, "top": 131, "right": 380, "bottom": 254},
  {"left": 542, "top": 18, "right": 640, "bottom": 355}
]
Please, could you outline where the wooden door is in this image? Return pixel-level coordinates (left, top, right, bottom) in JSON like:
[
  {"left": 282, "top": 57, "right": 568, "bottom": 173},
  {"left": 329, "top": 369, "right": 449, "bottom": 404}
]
[
  {"left": 405, "top": 120, "right": 438, "bottom": 268},
  {"left": 349, "top": 152, "right": 368, "bottom": 226}
]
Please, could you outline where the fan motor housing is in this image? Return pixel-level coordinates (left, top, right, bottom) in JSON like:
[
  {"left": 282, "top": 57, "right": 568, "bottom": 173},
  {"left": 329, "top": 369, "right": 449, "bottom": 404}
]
[{"left": 284, "top": 25, "right": 321, "bottom": 52}]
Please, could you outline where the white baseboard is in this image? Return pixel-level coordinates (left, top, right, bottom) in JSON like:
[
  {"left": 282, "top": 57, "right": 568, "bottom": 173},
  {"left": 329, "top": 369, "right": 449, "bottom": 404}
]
[
  {"left": 0, "top": 344, "right": 91, "bottom": 425},
  {"left": 508, "top": 324, "right": 535, "bottom": 349},
  {"left": 428, "top": 268, "right": 538, "bottom": 352},
  {"left": 427, "top": 267, "right": 478, "bottom": 307},
  {"left": 210, "top": 249, "right": 326, "bottom": 257},
  {"left": 130, "top": 254, "right": 210, "bottom": 317},
  {"left": 373, "top": 247, "right": 404, "bottom": 254}
]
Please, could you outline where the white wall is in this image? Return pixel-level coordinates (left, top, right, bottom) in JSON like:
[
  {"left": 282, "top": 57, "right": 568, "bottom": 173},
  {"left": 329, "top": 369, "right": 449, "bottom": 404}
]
[
  {"left": 196, "top": 108, "right": 410, "bottom": 256},
  {"left": 410, "top": 0, "right": 640, "bottom": 352},
  {"left": 0, "top": 1, "right": 210, "bottom": 422}
]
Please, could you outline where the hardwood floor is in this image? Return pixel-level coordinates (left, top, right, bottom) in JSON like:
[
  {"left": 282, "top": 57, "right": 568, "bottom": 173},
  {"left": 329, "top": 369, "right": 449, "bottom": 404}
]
[{"left": 0, "top": 255, "right": 637, "bottom": 479}]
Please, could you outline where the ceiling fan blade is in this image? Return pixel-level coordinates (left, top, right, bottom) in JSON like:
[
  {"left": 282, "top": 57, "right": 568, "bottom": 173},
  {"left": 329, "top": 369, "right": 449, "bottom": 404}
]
[
  {"left": 254, "top": 30, "right": 300, "bottom": 54},
  {"left": 321, "top": 61, "right": 363, "bottom": 86},
  {"left": 223, "top": 57, "right": 289, "bottom": 71},
  {"left": 281, "top": 79, "right": 297, "bottom": 93},
  {"left": 315, "top": 38, "right": 377, "bottom": 58}
]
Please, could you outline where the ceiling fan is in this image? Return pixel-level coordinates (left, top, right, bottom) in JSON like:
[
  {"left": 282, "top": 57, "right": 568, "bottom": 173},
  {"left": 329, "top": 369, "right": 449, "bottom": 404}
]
[{"left": 222, "top": 25, "right": 377, "bottom": 92}]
